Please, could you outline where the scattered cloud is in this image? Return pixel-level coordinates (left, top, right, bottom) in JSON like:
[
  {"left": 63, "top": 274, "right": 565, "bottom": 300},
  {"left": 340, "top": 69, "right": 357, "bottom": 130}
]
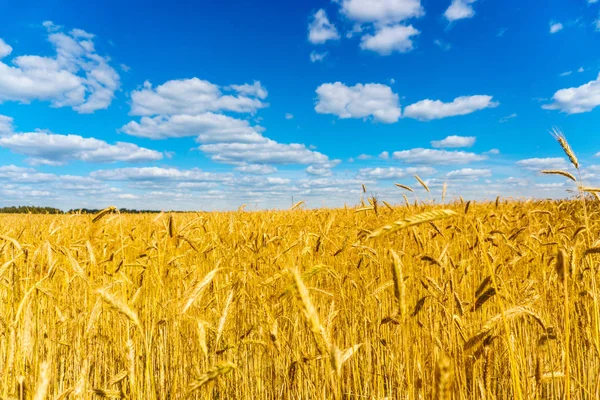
[
  {"left": 129, "top": 78, "right": 267, "bottom": 116},
  {"left": 379, "top": 151, "right": 389, "bottom": 159},
  {"left": 0, "top": 114, "right": 14, "bottom": 134},
  {"left": 234, "top": 164, "right": 277, "bottom": 174},
  {"left": 0, "top": 39, "right": 12, "bottom": 59},
  {"left": 357, "top": 154, "right": 372, "bottom": 160},
  {"left": 404, "top": 95, "right": 498, "bottom": 120},
  {"left": 340, "top": 0, "right": 424, "bottom": 24},
  {"left": 559, "top": 71, "right": 572, "bottom": 77},
  {"left": 430, "top": 135, "right": 476, "bottom": 148},
  {"left": 91, "top": 167, "right": 227, "bottom": 182},
  {"left": 315, "top": 82, "right": 400, "bottom": 123},
  {"left": 360, "top": 24, "right": 420, "bottom": 55},
  {"left": 0, "top": 130, "right": 162, "bottom": 165},
  {"left": 542, "top": 73, "right": 600, "bottom": 114},
  {"left": 356, "top": 166, "right": 435, "bottom": 180},
  {"left": 199, "top": 140, "right": 329, "bottom": 165},
  {"left": 120, "top": 64, "right": 131, "bottom": 72},
  {"left": 310, "top": 51, "right": 328, "bottom": 62},
  {"left": 433, "top": 39, "right": 451, "bottom": 51},
  {"left": 484, "top": 149, "right": 500, "bottom": 155},
  {"left": 0, "top": 22, "right": 119, "bottom": 113},
  {"left": 444, "top": 0, "right": 478, "bottom": 23},
  {"left": 306, "top": 161, "right": 341, "bottom": 176},
  {"left": 499, "top": 113, "right": 517, "bottom": 123},
  {"left": 445, "top": 168, "right": 491, "bottom": 180},
  {"left": 285, "top": 113, "right": 294, "bottom": 119},
  {"left": 550, "top": 21, "right": 563, "bottom": 34},
  {"left": 578, "top": 67, "right": 585, "bottom": 73},
  {"left": 308, "top": 9, "right": 340, "bottom": 44},
  {"left": 392, "top": 148, "right": 486, "bottom": 164},
  {"left": 517, "top": 157, "right": 569, "bottom": 171}
]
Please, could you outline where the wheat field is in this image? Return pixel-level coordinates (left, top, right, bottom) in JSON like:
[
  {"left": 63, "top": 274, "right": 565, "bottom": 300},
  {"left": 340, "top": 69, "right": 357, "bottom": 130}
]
[{"left": 1, "top": 140, "right": 600, "bottom": 399}]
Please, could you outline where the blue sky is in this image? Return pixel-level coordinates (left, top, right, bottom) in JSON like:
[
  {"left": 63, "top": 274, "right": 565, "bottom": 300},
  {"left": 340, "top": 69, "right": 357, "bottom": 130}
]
[{"left": 0, "top": 0, "right": 599, "bottom": 210}]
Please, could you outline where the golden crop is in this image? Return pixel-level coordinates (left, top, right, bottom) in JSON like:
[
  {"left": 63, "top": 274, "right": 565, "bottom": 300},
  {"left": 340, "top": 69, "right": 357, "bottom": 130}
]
[{"left": 0, "top": 196, "right": 599, "bottom": 399}]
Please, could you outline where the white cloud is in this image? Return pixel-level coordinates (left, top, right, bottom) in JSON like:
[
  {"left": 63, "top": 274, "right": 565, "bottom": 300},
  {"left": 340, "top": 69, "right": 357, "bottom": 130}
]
[
  {"left": 118, "top": 194, "right": 139, "bottom": 199},
  {"left": 403, "top": 95, "right": 498, "bottom": 120},
  {"left": 379, "top": 151, "right": 389, "bottom": 159},
  {"left": 578, "top": 67, "right": 585, "bottom": 73},
  {"left": 0, "top": 23, "right": 119, "bottom": 113},
  {"left": 0, "top": 114, "right": 14, "bottom": 134},
  {"left": 308, "top": 9, "right": 340, "bottom": 44},
  {"left": 315, "top": 82, "right": 401, "bottom": 123},
  {"left": 199, "top": 139, "right": 329, "bottom": 165},
  {"left": 129, "top": 78, "right": 267, "bottom": 116},
  {"left": 559, "top": 71, "right": 572, "bottom": 77},
  {"left": 444, "top": 0, "right": 477, "bottom": 22},
  {"left": 121, "top": 113, "right": 266, "bottom": 142},
  {"left": 310, "top": 51, "right": 328, "bottom": 63},
  {"left": 392, "top": 148, "right": 486, "bottom": 164},
  {"left": 91, "top": 167, "right": 227, "bottom": 182},
  {"left": 123, "top": 77, "right": 332, "bottom": 168},
  {"left": 360, "top": 24, "right": 420, "bottom": 55},
  {"left": 542, "top": 73, "right": 600, "bottom": 114},
  {"left": 357, "top": 154, "right": 372, "bottom": 160},
  {"left": 445, "top": 168, "right": 491, "bottom": 180},
  {"left": 430, "top": 135, "right": 476, "bottom": 148},
  {"left": 0, "top": 165, "right": 58, "bottom": 183},
  {"left": 0, "top": 131, "right": 162, "bottom": 165},
  {"left": 516, "top": 157, "right": 569, "bottom": 171},
  {"left": 306, "top": 160, "right": 341, "bottom": 176},
  {"left": 0, "top": 39, "right": 12, "bottom": 59},
  {"left": 357, "top": 166, "right": 435, "bottom": 180},
  {"left": 120, "top": 64, "right": 131, "bottom": 72},
  {"left": 499, "top": 113, "right": 517, "bottom": 123},
  {"left": 484, "top": 148, "right": 500, "bottom": 155},
  {"left": 550, "top": 22, "right": 563, "bottom": 34},
  {"left": 433, "top": 39, "right": 451, "bottom": 51},
  {"left": 340, "top": 0, "right": 424, "bottom": 24},
  {"left": 234, "top": 164, "right": 277, "bottom": 174},
  {"left": 285, "top": 113, "right": 294, "bottom": 120}
]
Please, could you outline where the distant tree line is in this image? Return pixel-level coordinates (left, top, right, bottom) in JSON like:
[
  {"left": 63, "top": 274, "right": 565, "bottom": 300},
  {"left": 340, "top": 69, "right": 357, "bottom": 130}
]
[{"left": 0, "top": 206, "right": 179, "bottom": 214}]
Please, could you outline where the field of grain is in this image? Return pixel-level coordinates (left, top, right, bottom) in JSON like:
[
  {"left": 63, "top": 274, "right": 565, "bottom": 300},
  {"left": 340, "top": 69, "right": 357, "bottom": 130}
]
[
  {"left": 1, "top": 139, "right": 600, "bottom": 399},
  {"left": 0, "top": 194, "right": 599, "bottom": 399}
]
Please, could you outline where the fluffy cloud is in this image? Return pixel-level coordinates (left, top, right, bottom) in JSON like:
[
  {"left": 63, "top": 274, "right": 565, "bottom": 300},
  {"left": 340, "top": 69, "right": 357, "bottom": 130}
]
[
  {"left": 403, "top": 95, "right": 498, "bottom": 120},
  {"left": 356, "top": 166, "right": 435, "bottom": 179},
  {"left": 444, "top": 0, "right": 477, "bottom": 22},
  {"left": 360, "top": 24, "right": 420, "bottom": 55},
  {"left": 310, "top": 51, "right": 328, "bottom": 63},
  {"left": 234, "top": 164, "right": 277, "bottom": 174},
  {"left": 379, "top": 151, "right": 389, "bottom": 159},
  {"left": 542, "top": 73, "right": 600, "bottom": 114},
  {"left": 123, "top": 77, "right": 331, "bottom": 167},
  {"left": 0, "top": 131, "right": 162, "bottom": 165},
  {"left": 315, "top": 82, "right": 401, "bottom": 123},
  {"left": 445, "top": 168, "right": 491, "bottom": 180},
  {"left": 430, "top": 135, "right": 476, "bottom": 148},
  {"left": 129, "top": 78, "right": 267, "bottom": 116},
  {"left": 0, "top": 23, "right": 119, "bottom": 113},
  {"left": 121, "top": 113, "right": 265, "bottom": 142},
  {"left": 550, "top": 22, "right": 563, "bottom": 34},
  {"left": 91, "top": 167, "right": 227, "bottom": 182},
  {"left": 516, "top": 157, "right": 569, "bottom": 171},
  {"left": 308, "top": 9, "right": 340, "bottom": 44},
  {"left": 0, "top": 114, "right": 14, "bottom": 134},
  {"left": 340, "top": 0, "right": 424, "bottom": 24},
  {"left": 0, "top": 39, "right": 12, "bottom": 59},
  {"left": 392, "top": 148, "right": 486, "bottom": 164},
  {"left": 199, "top": 140, "right": 328, "bottom": 165},
  {"left": 306, "top": 161, "right": 341, "bottom": 176},
  {"left": 0, "top": 165, "right": 57, "bottom": 183}
]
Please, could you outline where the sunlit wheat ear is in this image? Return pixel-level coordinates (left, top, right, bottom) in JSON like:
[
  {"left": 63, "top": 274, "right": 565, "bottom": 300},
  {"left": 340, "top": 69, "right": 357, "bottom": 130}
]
[
  {"left": 92, "top": 206, "right": 117, "bottom": 223},
  {"left": 542, "top": 170, "right": 577, "bottom": 182},
  {"left": 390, "top": 250, "right": 406, "bottom": 318},
  {"left": 97, "top": 288, "right": 142, "bottom": 330},
  {"left": 368, "top": 209, "right": 456, "bottom": 239},
  {"left": 551, "top": 128, "right": 579, "bottom": 169},
  {"left": 181, "top": 268, "right": 219, "bottom": 314},
  {"left": 414, "top": 175, "right": 430, "bottom": 193},
  {"left": 289, "top": 268, "right": 330, "bottom": 355},
  {"left": 434, "top": 355, "right": 452, "bottom": 400},
  {"left": 395, "top": 183, "right": 414, "bottom": 192},
  {"left": 187, "top": 362, "right": 236, "bottom": 395}
]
